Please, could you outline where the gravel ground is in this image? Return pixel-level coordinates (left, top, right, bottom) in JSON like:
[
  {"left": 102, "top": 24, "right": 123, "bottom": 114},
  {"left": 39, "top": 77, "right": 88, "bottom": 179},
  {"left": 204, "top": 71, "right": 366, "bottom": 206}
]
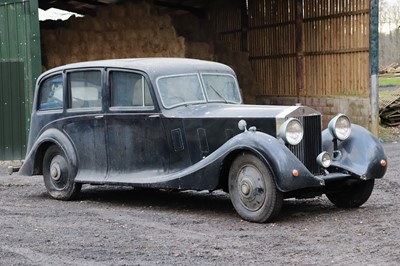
[{"left": 0, "top": 142, "right": 399, "bottom": 266}]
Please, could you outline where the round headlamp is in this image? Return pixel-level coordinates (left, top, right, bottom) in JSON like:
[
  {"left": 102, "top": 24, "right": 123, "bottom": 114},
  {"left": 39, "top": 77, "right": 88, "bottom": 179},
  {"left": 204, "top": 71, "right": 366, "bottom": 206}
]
[
  {"left": 317, "top": 151, "right": 331, "bottom": 168},
  {"left": 328, "top": 114, "right": 352, "bottom": 141},
  {"left": 279, "top": 118, "right": 304, "bottom": 145}
]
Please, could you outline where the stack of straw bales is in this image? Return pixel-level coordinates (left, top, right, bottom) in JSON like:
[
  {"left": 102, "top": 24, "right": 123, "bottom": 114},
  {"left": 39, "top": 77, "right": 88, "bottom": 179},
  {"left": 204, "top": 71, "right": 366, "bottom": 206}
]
[
  {"left": 185, "top": 41, "right": 214, "bottom": 60},
  {"left": 41, "top": 1, "right": 185, "bottom": 69},
  {"left": 214, "top": 41, "right": 261, "bottom": 103},
  {"left": 40, "top": 1, "right": 259, "bottom": 103}
]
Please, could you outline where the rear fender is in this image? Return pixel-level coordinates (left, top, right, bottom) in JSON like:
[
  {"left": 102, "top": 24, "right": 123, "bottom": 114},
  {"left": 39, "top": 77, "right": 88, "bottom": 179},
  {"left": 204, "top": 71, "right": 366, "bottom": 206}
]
[{"left": 19, "top": 128, "right": 78, "bottom": 178}]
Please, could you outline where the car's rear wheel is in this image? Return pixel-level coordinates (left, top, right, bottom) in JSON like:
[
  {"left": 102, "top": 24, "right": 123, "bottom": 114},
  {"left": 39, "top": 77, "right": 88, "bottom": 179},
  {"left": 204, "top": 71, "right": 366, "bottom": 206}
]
[
  {"left": 326, "top": 179, "right": 374, "bottom": 208},
  {"left": 43, "top": 145, "right": 81, "bottom": 200},
  {"left": 228, "top": 153, "right": 283, "bottom": 223}
]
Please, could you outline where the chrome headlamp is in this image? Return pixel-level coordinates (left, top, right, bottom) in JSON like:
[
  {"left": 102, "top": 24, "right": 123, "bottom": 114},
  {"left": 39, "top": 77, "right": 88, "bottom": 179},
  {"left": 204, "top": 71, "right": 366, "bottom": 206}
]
[
  {"left": 328, "top": 114, "right": 352, "bottom": 141},
  {"left": 279, "top": 118, "right": 304, "bottom": 145},
  {"left": 317, "top": 151, "right": 331, "bottom": 168}
]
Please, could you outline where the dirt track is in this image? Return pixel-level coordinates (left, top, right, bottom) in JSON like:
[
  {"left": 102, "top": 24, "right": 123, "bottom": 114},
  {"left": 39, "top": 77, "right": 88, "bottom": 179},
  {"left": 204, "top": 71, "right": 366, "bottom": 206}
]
[{"left": 1, "top": 142, "right": 399, "bottom": 265}]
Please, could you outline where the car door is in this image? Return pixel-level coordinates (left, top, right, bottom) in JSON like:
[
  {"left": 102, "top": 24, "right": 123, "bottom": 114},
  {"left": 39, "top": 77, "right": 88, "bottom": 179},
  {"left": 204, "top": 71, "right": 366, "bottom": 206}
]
[
  {"left": 105, "top": 70, "right": 169, "bottom": 182},
  {"left": 62, "top": 69, "right": 108, "bottom": 182}
]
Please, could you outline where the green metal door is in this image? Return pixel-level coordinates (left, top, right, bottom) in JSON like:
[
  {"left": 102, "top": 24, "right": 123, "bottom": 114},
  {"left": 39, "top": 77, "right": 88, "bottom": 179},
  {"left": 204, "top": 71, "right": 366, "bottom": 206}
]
[{"left": 0, "top": 0, "right": 41, "bottom": 160}]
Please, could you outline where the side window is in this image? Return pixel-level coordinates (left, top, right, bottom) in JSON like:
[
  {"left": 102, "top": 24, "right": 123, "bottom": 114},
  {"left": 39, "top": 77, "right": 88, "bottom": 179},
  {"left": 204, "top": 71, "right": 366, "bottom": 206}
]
[
  {"left": 69, "top": 71, "right": 102, "bottom": 109},
  {"left": 110, "top": 71, "right": 153, "bottom": 108},
  {"left": 38, "top": 75, "right": 63, "bottom": 110}
]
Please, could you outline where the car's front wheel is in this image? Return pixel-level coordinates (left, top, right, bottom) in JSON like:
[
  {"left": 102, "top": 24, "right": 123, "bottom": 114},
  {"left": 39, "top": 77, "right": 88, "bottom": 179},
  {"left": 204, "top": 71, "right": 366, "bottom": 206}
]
[
  {"left": 43, "top": 145, "right": 81, "bottom": 200},
  {"left": 228, "top": 153, "right": 283, "bottom": 223},
  {"left": 326, "top": 179, "right": 375, "bottom": 208}
]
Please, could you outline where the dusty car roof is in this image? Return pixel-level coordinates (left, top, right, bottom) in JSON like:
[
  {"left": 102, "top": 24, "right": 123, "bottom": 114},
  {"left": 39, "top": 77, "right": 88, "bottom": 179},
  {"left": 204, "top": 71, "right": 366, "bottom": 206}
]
[{"left": 40, "top": 58, "right": 235, "bottom": 79}]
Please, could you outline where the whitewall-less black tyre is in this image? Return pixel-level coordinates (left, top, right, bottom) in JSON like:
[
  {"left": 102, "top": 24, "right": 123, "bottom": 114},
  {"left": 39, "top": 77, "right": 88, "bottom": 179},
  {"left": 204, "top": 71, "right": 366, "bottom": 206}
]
[
  {"left": 229, "top": 153, "right": 283, "bottom": 223},
  {"left": 326, "top": 179, "right": 375, "bottom": 208},
  {"left": 43, "top": 145, "right": 81, "bottom": 200}
]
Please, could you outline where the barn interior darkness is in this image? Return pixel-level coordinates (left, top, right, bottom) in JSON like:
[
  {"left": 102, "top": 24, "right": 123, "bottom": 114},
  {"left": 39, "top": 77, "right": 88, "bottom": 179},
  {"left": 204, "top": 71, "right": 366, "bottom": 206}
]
[
  {"left": 0, "top": 0, "right": 377, "bottom": 160},
  {"left": 38, "top": 0, "right": 373, "bottom": 129},
  {"left": 38, "top": 0, "right": 260, "bottom": 103}
]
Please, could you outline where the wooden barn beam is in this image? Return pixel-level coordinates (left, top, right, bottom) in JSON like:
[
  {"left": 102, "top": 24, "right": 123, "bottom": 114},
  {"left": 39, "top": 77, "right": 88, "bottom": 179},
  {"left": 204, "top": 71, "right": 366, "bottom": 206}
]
[
  {"left": 38, "top": 0, "right": 98, "bottom": 15},
  {"left": 295, "top": 0, "right": 304, "bottom": 102},
  {"left": 240, "top": 0, "right": 248, "bottom": 52},
  {"left": 154, "top": 0, "right": 206, "bottom": 18}
]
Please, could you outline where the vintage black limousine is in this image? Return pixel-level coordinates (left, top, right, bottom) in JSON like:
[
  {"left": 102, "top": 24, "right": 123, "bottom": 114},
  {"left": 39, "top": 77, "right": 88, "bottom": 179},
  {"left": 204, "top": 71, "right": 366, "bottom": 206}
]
[{"left": 20, "top": 58, "right": 387, "bottom": 223}]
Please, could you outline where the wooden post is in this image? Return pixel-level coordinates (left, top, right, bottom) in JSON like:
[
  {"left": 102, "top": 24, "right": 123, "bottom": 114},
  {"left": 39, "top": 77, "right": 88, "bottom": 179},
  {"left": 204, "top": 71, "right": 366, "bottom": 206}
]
[
  {"left": 295, "top": 0, "right": 305, "bottom": 103},
  {"left": 241, "top": 0, "right": 249, "bottom": 52}
]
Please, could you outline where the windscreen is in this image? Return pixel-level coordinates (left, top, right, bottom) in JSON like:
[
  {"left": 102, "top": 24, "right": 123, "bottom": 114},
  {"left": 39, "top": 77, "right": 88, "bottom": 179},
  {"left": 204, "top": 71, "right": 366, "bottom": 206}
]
[
  {"left": 157, "top": 73, "right": 241, "bottom": 108},
  {"left": 201, "top": 74, "right": 241, "bottom": 103}
]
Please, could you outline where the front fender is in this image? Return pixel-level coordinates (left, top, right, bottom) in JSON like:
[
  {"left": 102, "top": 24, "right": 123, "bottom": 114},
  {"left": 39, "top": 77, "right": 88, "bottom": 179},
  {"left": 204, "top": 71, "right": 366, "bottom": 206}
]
[
  {"left": 322, "top": 124, "right": 387, "bottom": 180},
  {"left": 19, "top": 128, "right": 78, "bottom": 178},
  {"left": 115, "top": 131, "right": 323, "bottom": 192},
  {"left": 227, "top": 131, "right": 323, "bottom": 192}
]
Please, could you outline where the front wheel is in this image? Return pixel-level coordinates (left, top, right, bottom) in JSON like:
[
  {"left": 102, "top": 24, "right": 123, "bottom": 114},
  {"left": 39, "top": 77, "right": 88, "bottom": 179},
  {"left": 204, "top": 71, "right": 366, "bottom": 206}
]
[
  {"left": 326, "top": 179, "right": 375, "bottom": 208},
  {"left": 228, "top": 153, "right": 283, "bottom": 223},
  {"left": 43, "top": 145, "right": 81, "bottom": 200}
]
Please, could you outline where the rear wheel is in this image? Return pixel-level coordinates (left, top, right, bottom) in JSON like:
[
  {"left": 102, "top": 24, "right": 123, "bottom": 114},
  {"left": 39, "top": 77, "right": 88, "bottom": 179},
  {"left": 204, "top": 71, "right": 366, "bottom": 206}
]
[
  {"left": 326, "top": 179, "right": 374, "bottom": 208},
  {"left": 43, "top": 145, "right": 81, "bottom": 200},
  {"left": 228, "top": 153, "right": 282, "bottom": 223}
]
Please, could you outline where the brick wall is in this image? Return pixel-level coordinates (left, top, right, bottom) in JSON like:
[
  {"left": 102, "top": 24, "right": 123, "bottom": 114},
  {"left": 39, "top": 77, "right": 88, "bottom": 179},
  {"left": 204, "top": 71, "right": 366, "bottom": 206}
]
[{"left": 257, "top": 96, "right": 372, "bottom": 130}]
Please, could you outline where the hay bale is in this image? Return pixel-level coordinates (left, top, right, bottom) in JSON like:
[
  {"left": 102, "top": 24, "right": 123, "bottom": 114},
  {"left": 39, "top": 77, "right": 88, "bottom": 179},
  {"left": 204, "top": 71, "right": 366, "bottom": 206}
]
[
  {"left": 185, "top": 41, "right": 213, "bottom": 60},
  {"left": 41, "top": 1, "right": 186, "bottom": 69}
]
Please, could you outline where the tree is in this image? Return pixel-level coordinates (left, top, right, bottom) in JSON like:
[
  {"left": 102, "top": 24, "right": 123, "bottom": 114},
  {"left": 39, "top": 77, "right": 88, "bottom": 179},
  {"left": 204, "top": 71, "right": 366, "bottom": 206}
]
[{"left": 379, "top": 0, "right": 400, "bottom": 68}]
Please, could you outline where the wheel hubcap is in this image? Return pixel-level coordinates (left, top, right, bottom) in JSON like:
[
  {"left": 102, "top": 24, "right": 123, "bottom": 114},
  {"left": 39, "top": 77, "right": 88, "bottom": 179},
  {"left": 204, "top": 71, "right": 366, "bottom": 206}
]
[
  {"left": 50, "top": 162, "right": 61, "bottom": 181},
  {"left": 237, "top": 165, "right": 266, "bottom": 211},
  {"left": 241, "top": 182, "right": 251, "bottom": 196}
]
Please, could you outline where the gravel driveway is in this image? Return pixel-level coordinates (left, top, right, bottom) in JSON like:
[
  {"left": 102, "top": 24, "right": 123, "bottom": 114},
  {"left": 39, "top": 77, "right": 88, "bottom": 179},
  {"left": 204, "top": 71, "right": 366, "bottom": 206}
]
[{"left": 1, "top": 142, "right": 399, "bottom": 265}]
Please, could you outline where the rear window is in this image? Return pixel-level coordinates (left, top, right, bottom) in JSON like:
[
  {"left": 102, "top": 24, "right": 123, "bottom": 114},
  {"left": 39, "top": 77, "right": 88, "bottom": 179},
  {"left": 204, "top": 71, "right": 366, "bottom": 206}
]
[{"left": 38, "top": 75, "right": 63, "bottom": 110}]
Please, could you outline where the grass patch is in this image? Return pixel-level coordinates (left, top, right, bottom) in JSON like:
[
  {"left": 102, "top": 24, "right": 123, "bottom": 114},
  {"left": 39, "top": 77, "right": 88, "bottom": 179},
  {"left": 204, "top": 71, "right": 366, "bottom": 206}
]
[
  {"left": 379, "top": 124, "right": 400, "bottom": 142},
  {"left": 379, "top": 76, "right": 400, "bottom": 87},
  {"left": 379, "top": 90, "right": 394, "bottom": 99}
]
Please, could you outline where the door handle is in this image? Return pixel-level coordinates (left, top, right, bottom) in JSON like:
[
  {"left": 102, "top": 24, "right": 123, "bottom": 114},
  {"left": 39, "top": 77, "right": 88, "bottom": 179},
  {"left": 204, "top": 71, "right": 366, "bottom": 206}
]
[{"left": 94, "top": 115, "right": 104, "bottom": 119}]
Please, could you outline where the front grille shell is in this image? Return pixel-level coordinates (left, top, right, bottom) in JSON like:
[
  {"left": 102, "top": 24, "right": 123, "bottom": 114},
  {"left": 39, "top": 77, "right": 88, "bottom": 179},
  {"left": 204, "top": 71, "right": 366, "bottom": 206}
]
[{"left": 286, "top": 115, "right": 323, "bottom": 175}]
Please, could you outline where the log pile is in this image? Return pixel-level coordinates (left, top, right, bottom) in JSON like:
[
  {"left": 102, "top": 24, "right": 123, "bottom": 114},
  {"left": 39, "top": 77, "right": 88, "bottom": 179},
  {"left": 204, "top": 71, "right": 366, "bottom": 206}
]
[{"left": 379, "top": 88, "right": 400, "bottom": 126}]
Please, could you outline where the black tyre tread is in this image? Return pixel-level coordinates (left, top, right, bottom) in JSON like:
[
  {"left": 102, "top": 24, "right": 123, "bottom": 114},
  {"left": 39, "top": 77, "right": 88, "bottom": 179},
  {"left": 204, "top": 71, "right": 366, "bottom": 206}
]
[
  {"left": 229, "top": 153, "right": 283, "bottom": 223},
  {"left": 326, "top": 179, "right": 374, "bottom": 208},
  {"left": 43, "top": 145, "right": 81, "bottom": 200}
]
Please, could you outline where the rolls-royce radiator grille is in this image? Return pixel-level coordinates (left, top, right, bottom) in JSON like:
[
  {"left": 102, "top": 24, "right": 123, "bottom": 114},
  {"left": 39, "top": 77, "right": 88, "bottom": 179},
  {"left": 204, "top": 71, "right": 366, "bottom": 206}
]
[{"left": 287, "top": 115, "right": 322, "bottom": 175}]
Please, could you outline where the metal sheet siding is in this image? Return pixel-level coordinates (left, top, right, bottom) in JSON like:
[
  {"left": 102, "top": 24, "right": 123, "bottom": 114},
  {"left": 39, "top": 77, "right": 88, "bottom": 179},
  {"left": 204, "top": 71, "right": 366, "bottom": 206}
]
[{"left": 0, "top": 0, "right": 41, "bottom": 160}]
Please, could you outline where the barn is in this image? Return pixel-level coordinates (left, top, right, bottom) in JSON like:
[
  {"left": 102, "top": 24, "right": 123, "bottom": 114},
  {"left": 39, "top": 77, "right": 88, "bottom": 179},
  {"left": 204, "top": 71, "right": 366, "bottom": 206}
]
[{"left": 0, "top": 0, "right": 379, "bottom": 160}]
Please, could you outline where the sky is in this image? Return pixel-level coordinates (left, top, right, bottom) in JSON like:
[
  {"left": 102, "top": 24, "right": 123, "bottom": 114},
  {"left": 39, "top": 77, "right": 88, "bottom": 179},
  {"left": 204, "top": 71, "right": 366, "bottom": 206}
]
[
  {"left": 380, "top": 0, "right": 400, "bottom": 33},
  {"left": 385, "top": 0, "right": 399, "bottom": 5},
  {"left": 38, "top": 8, "right": 82, "bottom": 21}
]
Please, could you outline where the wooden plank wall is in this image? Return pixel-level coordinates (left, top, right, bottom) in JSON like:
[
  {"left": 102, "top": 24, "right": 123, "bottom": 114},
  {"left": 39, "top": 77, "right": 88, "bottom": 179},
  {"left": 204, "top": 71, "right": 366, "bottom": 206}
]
[
  {"left": 210, "top": 0, "right": 370, "bottom": 99},
  {"left": 303, "top": 0, "right": 370, "bottom": 97},
  {"left": 210, "top": 4, "right": 242, "bottom": 52},
  {"left": 248, "top": 0, "right": 297, "bottom": 97}
]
